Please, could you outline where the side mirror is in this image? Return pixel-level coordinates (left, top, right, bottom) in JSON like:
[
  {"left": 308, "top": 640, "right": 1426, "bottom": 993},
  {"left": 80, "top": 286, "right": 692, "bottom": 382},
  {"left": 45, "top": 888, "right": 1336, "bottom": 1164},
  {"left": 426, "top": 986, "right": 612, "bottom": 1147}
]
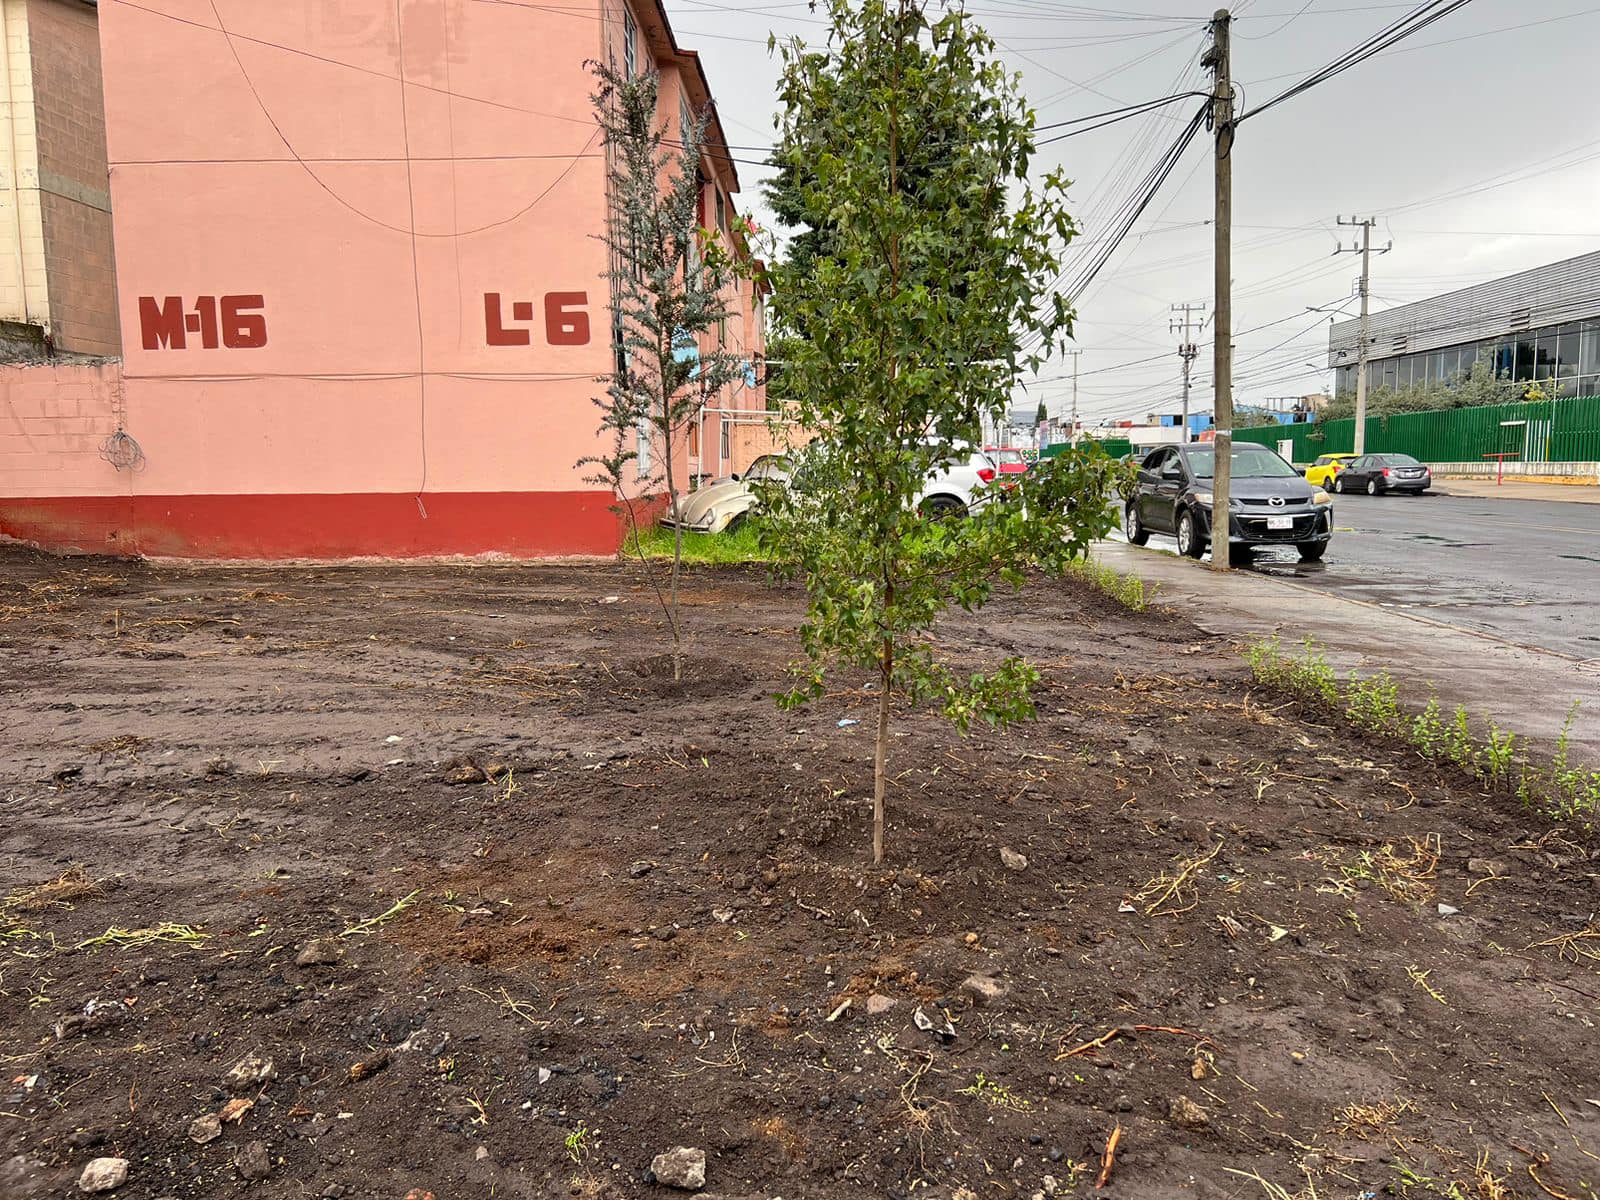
[{"left": 730, "top": 473, "right": 741, "bottom": 482}]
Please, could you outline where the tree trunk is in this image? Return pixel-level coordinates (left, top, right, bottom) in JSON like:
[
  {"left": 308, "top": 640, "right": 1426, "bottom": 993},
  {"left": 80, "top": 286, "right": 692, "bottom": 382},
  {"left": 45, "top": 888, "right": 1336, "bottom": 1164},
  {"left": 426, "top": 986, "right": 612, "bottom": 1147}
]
[
  {"left": 872, "top": 634, "right": 892, "bottom": 866},
  {"left": 661, "top": 351, "right": 683, "bottom": 685}
]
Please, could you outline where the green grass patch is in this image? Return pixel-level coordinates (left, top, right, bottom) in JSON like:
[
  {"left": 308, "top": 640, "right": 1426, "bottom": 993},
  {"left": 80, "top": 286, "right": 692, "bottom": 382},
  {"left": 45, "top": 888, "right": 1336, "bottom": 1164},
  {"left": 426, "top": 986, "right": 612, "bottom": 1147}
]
[{"left": 623, "top": 523, "right": 775, "bottom": 565}]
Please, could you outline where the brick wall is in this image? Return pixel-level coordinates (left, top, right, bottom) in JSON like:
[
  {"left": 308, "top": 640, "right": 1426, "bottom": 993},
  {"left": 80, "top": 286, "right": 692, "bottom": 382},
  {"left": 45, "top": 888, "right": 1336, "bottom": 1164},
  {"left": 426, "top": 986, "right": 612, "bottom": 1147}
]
[
  {"left": 0, "top": 358, "right": 121, "bottom": 497},
  {"left": 27, "top": 0, "right": 117, "bottom": 355}
]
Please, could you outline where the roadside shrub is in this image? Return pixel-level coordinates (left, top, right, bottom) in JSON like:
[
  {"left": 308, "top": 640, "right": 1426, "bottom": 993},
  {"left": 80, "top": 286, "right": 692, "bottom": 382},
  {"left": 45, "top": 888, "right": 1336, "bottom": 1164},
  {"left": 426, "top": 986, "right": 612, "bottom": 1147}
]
[
  {"left": 1345, "top": 670, "right": 1399, "bottom": 735},
  {"left": 1065, "top": 556, "right": 1153, "bottom": 613},
  {"left": 1246, "top": 636, "right": 1338, "bottom": 705},
  {"left": 1243, "top": 639, "right": 1596, "bottom": 825}
]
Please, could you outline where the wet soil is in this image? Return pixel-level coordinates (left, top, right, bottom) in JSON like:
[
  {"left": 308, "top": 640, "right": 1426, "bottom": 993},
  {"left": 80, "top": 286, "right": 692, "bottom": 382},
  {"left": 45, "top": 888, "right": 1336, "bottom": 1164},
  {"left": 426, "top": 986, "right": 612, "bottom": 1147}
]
[{"left": 1, "top": 548, "right": 1597, "bottom": 1200}]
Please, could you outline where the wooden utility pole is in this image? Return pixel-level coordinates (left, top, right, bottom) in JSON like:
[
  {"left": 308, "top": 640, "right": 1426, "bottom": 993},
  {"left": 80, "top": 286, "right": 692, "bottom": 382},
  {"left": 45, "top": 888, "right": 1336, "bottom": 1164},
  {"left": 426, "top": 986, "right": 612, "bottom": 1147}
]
[
  {"left": 1203, "top": 9, "right": 1233, "bottom": 570},
  {"left": 1170, "top": 302, "right": 1205, "bottom": 443},
  {"left": 1335, "top": 216, "right": 1389, "bottom": 455}
]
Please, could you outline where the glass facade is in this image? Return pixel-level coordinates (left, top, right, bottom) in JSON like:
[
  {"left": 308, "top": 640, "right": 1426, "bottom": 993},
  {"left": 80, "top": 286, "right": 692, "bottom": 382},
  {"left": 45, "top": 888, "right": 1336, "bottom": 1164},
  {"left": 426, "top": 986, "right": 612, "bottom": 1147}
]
[{"left": 1334, "top": 317, "right": 1600, "bottom": 401}]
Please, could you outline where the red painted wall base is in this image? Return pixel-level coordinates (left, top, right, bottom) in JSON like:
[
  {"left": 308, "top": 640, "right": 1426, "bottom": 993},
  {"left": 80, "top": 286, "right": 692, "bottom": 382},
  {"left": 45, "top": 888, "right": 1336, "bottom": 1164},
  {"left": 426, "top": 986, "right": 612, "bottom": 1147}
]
[{"left": 0, "top": 491, "right": 627, "bottom": 559}]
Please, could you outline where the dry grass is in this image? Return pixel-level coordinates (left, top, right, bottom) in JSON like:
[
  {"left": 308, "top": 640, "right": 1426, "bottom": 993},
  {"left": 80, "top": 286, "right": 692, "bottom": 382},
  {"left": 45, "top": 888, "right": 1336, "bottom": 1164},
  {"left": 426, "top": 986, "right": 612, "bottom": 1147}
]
[
  {"left": 1336, "top": 834, "right": 1440, "bottom": 901},
  {"left": 4, "top": 865, "right": 101, "bottom": 913},
  {"left": 1530, "top": 928, "right": 1600, "bottom": 966},
  {"left": 1134, "top": 840, "right": 1224, "bottom": 916},
  {"left": 1332, "top": 1097, "right": 1416, "bottom": 1139}
]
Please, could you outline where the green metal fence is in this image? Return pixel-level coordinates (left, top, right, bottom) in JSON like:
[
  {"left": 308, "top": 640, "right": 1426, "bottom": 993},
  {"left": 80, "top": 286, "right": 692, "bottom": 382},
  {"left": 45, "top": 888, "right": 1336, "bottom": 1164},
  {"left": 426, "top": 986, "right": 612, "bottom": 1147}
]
[
  {"left": 1233, "top": 394, "right": 1600, "bottom": 465},
  {"left": 1041, "top": 436, "right": 1132, "bottom": 460}
]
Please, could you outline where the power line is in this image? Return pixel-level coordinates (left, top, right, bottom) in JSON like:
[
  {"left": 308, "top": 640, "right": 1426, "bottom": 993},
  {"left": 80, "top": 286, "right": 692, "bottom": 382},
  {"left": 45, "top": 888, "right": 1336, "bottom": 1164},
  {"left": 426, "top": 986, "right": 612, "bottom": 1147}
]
[{"left": 1240, "top": 0, "right": 1476, "bottom": 123}]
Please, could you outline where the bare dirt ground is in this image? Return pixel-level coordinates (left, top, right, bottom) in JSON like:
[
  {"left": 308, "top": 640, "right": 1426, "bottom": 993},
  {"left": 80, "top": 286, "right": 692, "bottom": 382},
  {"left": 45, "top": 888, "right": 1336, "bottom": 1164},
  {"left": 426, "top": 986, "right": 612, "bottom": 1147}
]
[{"left": 2, "top": 547, "right": 1598, "bottom": 1200}]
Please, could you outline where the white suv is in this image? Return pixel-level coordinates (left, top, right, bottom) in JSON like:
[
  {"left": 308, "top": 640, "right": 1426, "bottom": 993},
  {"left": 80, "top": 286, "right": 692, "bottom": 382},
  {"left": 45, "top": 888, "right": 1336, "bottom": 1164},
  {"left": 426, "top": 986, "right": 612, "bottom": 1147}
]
[{"left": 917, "top": 447, "right": 999, "bottom": 517}]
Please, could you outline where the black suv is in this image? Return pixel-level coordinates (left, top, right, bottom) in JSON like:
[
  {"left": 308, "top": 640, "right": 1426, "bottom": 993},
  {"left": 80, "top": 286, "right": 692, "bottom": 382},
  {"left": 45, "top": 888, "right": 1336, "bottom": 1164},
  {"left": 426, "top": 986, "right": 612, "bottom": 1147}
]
[{"left": 1125, "top": 443, "right": 1334, "bottom": 561}]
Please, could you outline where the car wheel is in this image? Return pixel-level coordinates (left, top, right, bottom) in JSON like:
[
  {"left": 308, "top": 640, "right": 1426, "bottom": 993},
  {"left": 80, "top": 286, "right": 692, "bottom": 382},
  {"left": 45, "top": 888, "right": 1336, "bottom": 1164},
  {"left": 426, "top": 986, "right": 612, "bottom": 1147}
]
[
  {"left": 1333, "top": 476, "right": 1345, "bottom": 494},
  {"left": 1125, "top": 505, "right": 1149, "bottom": 546},
  {"left": 921, "top": 495, "right": 968, "bottom": 520},
  {"left": 1366, "top": 478, "right": 1382, "bottom": 496},
  {"left": 1176, "top": 509, "right": 1205, "bottom": 559},
  {"left": 1297, "top": 541, "right": 1327, "bottom": 562},
  {"left": 724, "top": 512, "right": 747, "bottom": 534}
]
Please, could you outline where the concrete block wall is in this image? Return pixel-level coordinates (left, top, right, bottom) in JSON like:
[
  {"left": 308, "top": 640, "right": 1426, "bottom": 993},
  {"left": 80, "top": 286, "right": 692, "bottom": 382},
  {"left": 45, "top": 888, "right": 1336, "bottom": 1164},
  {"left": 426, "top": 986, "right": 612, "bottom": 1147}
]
[
  {"left": 27, "top": 0, "right": 117, "bottom": 355},
  {"left": 0, "top": 358, "right": 121, "bottom": 496}
]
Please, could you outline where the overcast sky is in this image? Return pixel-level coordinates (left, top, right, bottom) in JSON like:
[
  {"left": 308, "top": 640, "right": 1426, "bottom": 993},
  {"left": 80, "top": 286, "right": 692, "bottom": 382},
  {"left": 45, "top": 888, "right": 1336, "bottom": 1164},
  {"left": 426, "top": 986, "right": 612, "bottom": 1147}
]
[{"left": 666, "top": 0, "right": 1600, "bottom": 424}]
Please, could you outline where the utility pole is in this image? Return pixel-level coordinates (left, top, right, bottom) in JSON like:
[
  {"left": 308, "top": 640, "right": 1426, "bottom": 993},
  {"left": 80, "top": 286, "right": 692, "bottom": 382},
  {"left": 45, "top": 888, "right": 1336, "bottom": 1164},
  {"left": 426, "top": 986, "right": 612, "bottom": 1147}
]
[
  {"left": 1069, "top": 349, "right": 1081, "bottom": 445},
  {"left": 1335, "top": 215, "right": 1390, "bottom": 454},
  {"left": 1203, "top": 9, "right": 1233, "bottom": 570},
  {"left": 1170, "top": 302, "right": 1205, "bottom": 443}
]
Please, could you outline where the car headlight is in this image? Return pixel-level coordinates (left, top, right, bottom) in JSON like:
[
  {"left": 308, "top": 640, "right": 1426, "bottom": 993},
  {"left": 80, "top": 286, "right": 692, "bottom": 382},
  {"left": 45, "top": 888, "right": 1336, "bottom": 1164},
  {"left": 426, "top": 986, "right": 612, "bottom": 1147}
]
[
  {"left": 1192, "top": 491, "right": 1213, "bottom": 505},
  {"left": 1312, "top": 490, "right": 1331, "bottom": 505}
]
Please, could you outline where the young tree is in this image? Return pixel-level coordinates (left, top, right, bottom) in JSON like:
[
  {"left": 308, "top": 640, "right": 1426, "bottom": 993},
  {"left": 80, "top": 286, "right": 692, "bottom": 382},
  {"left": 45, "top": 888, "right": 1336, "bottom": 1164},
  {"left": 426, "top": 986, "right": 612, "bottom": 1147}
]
[
  {"left": 583, "top": 63, "right": 745, "bottom": 682},
  {"left": 1035, "top": 400, "right": 1048, "bottom": 427},
  {"left": 763, "top": 0, "right": 1123, "bottom": 864}
]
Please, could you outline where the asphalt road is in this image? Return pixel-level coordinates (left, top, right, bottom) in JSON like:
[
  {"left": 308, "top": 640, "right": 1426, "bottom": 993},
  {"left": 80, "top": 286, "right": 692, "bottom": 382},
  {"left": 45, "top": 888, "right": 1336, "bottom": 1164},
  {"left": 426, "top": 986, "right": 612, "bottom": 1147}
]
[{"left": 1129, "top": 491, "right": 1600, "bottom": 660}]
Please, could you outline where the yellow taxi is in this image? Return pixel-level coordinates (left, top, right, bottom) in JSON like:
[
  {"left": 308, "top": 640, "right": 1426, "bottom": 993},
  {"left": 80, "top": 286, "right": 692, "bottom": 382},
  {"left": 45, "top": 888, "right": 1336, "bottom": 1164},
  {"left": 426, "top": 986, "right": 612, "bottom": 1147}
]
[{"left": 1304, "top": 453, "right": 1359, "bottom": 488}]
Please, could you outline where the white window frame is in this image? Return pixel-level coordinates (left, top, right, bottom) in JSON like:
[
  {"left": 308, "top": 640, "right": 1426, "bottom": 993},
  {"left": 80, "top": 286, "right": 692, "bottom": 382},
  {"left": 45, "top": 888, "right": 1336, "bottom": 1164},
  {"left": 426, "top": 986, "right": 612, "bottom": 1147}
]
[{"left": 623, "top": 5, "right": 637, "bottom": 77}]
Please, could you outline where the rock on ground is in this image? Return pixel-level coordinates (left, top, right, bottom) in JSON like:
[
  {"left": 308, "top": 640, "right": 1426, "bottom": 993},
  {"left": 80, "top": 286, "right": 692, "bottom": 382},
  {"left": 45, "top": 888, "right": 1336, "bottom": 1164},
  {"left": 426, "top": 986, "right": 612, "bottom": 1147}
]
[
  {"left": 77, "top": 1157, "right": 128, "bottom": 1194},
  {"left": 225, "top": 1052, "right": 276, "bottom": 1090},
  {"left": 960, "top": 974, "right": 1008, "bottom": 1007},
  {"left": 650, "top": 1146, "right": 707, "bottom": 1191},
  {"left": 294, "top": 938, "right": 342, "bottom": 967},
  {"left": 188, "top": 1113, "right": 223, "bottom": 1144},
  {"left": 235, "top": 1140, "right": 272, "bottom": 1181},
  {"left": 1168, "top": 1095, "right": 1210, "bottom": 1130},
  {"left": 999, "top": 846, "right": 1028, "bottom": 871}
]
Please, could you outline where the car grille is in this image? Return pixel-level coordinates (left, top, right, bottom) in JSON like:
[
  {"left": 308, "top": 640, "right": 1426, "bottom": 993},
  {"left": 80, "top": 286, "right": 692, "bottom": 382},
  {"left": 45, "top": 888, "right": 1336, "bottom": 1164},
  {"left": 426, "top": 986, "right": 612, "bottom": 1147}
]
[{"left": 1237, "top": 513, "right": 1319, "bottom": 541}]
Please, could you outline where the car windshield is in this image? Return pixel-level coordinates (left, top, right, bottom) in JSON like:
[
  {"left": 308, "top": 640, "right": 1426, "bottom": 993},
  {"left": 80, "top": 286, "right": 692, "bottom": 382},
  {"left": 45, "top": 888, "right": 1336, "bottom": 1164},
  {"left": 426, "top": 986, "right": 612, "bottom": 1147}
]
[
  {"left": 1183, "top": 447, "right": 1299, "bottom": 479},
  {"left": 1378, "top": 454, "right": 1420, "bottom": 466},
  {"left": 743, "top": 456, "right": 790, "bottom": 481},
  {"left": 994, "top": 449, "right": 1026, "bottom": 465}
]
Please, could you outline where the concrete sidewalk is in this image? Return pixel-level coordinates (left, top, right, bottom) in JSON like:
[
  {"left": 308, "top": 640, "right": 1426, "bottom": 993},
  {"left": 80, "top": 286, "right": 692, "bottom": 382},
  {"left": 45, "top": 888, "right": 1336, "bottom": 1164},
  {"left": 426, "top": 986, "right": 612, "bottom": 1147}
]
[
  {"left": 1433, "top": 477, "right": 1600, "bottom": 503},
  {"left": 1096, "top": 541, "right": 1600, "bottom": 762}
]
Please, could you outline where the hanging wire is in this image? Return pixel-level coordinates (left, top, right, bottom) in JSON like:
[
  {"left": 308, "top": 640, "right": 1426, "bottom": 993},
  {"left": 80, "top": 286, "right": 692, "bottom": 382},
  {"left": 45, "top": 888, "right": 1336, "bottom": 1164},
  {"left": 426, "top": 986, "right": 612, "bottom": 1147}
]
[{"left": 100, "top": 429, "right": 146, "bottom": 472}]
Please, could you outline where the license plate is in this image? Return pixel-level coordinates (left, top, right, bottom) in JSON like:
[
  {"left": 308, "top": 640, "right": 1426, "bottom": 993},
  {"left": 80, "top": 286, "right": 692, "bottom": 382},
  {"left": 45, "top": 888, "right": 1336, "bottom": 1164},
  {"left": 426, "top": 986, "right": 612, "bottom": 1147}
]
[{"left": 1267, "top": 515, "right": 1293, "bottom": 530}]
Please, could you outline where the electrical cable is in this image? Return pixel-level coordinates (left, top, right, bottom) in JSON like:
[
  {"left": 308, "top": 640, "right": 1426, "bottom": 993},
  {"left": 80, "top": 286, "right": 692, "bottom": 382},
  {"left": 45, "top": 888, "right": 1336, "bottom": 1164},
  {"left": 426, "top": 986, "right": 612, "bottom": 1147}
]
[{"left": 1240, "top": 0, "right": 1476, "bottom": 123}]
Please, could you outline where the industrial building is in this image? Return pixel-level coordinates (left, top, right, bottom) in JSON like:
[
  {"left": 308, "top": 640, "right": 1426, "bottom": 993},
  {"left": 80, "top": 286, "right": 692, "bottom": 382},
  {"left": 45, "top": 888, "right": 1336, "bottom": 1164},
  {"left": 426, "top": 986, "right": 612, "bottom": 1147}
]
[
  {"left": 1328, "top": 250, "right": 1600, "bottom": 401},
  {"left": 0, "top": 0, "right": 766, "bottom": 558}
]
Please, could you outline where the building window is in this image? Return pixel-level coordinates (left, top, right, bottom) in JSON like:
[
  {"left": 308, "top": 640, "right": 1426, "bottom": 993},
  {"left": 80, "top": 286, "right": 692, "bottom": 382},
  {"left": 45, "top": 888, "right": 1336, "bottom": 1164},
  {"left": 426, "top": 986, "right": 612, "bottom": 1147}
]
[
  {"left": 636, "top": 417, "right": 652, "bottom": 477},
  {"left": 1580, "top": 322, "right": 1600, "bottom": 377},
  {"left": 623, "top": 6, "right": 637, "bottom": 77},
  {"left": 720, "top": 417, "right": 730, "bottom": 461},
  {"left": 680, "top": 93, "right": 693, "bottom": 144},
  {"left": 715, "top": 188, "right": 726, "bottom": 234}
]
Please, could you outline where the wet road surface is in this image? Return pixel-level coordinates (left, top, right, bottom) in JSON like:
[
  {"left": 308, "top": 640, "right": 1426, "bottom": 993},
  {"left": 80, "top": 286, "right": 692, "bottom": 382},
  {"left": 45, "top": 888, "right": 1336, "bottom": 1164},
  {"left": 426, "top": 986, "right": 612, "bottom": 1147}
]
[{"left": 1134, "top": 491, "right": 1600, "bottom": 659}]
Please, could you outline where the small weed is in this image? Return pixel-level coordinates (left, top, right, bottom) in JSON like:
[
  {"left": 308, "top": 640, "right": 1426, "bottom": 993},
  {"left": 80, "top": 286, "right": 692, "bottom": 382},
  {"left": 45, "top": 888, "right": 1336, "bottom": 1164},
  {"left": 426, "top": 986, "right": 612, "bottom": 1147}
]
[
  {"left": 1391, "top": 1162, "right": 1469, "bottom": 1199},
  {"left": 341, "top": 890, "right": 420, "bottom": 938},
  {"left": 1246, "top": 636, "right": 1338, "bottom": 705},
  {"left": 957, "top": 1072, "right": 1032, "bottom": 1112},
  {"left": 1065, "top": 556, "right": 1154, "bottom": 612},
  {"left": 565, "top": 1123, "right": 591, "bottom": 1163},
  {"left": 1411, "top": 693, "right": 1445, "bottom": 757},
  {"left": 75, "top": 923, "right": 209, "bottom": 952}
]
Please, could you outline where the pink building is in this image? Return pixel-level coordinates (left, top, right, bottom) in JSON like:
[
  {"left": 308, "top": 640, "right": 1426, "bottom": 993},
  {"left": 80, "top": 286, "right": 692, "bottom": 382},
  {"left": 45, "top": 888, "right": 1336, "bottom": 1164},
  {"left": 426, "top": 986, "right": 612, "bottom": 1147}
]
[{"left": 0, "top": 0, "right": 766, "bottom": 558}]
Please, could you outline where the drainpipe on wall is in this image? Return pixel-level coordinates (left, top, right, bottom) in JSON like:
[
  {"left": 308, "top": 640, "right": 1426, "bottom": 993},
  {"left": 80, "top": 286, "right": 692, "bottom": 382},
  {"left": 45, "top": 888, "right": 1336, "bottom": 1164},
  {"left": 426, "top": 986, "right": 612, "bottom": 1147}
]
[{"left": 0, "top": 0, "right": 33, "bottom": 326}]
